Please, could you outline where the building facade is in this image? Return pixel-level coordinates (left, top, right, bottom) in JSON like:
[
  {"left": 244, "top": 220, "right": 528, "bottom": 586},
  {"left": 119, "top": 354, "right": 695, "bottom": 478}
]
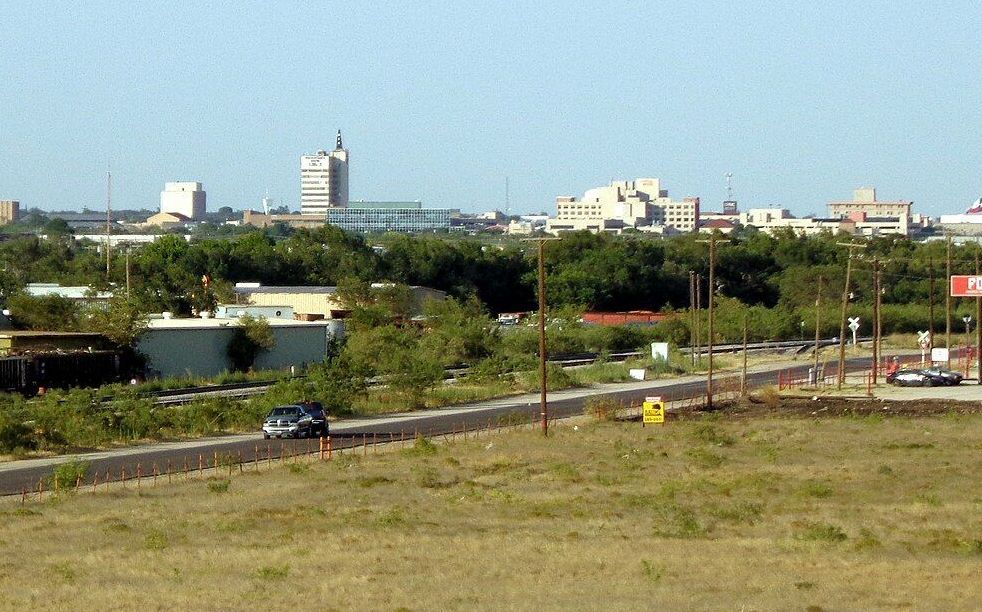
[
  {"left": 233, "top": 283, "right": 446, "bottom": 319},
  {"left": 301, "top": 130, "right": 349, "bottom": 215},
  {"left": 0, "top": 200, "right": 20, "bottom": 225},
  {"left": 137, "top": 317, "right": 341, "bottom": 378},
  {"left": 160, "top": 182, "right": 206, "bottom": 220},
  {"left": 828, "top": 187, "right": 912, "bottom": 220},
  {"left": 326, "top": 207, "right": 452, "bottom": 233},
  {"left": 547, "top": 178, "right": 699, "bottom": 235}
]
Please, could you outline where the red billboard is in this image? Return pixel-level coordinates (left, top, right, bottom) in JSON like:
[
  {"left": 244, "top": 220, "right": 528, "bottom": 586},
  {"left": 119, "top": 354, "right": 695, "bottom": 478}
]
[{"left": 950, "top": 275, "right": 982, "bottom": 296}]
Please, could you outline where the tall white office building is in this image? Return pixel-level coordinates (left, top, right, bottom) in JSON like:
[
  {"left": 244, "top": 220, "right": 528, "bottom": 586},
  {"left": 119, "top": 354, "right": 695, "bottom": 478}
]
[
  {"left": 301, "top": 130, "right": 349, "bottom": 215},
  {"left": 160, "top": 182, "right": 206, "bottom": 220}
]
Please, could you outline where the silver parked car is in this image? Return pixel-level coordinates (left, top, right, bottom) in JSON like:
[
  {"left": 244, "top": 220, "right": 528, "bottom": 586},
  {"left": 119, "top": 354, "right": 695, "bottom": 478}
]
[{"left": 262, "top": 405, "right": 314, "bottom": 439}]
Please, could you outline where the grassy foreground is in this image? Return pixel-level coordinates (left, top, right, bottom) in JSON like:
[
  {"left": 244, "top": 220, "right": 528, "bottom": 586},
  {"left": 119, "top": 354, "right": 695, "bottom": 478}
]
[{"left": 1, "top": 410, "right": 979, "bottom": 610}]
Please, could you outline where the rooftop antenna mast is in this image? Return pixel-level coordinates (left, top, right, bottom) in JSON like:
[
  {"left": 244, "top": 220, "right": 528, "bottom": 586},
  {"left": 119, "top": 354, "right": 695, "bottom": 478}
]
[
  {"left": 505, "top": 176, "right": 510, "bottom": 215},
  {"left": 105, "top": 169, "right": 112, "bottom": 277},
  {"left": 725, "top": 172, "right": 733, "bottom": 201}
]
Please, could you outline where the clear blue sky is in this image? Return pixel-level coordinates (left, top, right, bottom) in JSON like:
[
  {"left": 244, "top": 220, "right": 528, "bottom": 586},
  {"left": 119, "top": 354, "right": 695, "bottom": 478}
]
[{"left": 2, "top": 2, "right": 981, "bottom": 216}]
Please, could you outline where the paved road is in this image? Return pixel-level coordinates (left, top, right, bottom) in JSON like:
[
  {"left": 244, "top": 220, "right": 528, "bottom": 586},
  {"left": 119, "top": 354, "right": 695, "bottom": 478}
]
[{"left": 0, "top": 356, "right": 874, "bottom": 496}]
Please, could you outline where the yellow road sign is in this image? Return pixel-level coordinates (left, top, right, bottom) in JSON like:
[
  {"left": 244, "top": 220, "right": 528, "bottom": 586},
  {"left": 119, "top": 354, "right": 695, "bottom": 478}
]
[{"left": 642, "top": 397, "right": 665, "bottom": 425}]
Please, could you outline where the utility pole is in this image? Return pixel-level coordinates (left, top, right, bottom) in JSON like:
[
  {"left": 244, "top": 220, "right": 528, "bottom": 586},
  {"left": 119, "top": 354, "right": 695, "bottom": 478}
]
[
  {"left": 929, "top": 259, "right": 935, "bottom": 354},
  {"left": 537, "top": 240, "right": 548, "bottom": 435},
  {"left": 814, "top": 275, "right": 823, "bottom": 384},
  {"left": 836, "top": 242, "right": 866, "bottom": 389},
  {"left": 740, "top": 313, "right": 748, "bottom": 397},
  {"left": 689, "top": 271, "right": 696, "bottom": 366},
  {"left": 697, "top": 235, "right": 721, "bottom": 409},
  {"left": 105, "top": 170, "right": 112, "bottom": 277},
  {"left": 524, "top": 237, "right": 558, "bottom": 436},
  {"left": 125, "top": 247, "right": 131, "bottom": 297},
  {"left": 872, "top": 259, "right": 882, "bottom": 385},
  {"left": 695, "top": 274, "right": 702, "bottom": 364},
  {"left": 946, "top": 234, "right": 952, "bottom": 368}
]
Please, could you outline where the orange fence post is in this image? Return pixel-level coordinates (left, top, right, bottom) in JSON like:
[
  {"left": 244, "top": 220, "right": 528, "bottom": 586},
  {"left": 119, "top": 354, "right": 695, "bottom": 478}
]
[{"left": 327, "top": 436, "right": 333, "bottom": 459}]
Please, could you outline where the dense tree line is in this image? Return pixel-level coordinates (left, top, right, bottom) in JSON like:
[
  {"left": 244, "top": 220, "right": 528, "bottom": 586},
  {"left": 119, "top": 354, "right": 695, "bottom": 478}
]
[{"left": 0, "top": 226, "right": 976, "bottom": 327}]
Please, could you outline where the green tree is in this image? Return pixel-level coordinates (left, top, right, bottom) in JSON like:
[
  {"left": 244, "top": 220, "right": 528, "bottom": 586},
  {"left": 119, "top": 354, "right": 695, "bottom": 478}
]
[
  {"left": 83, "top": 293, "right": 149, "bottom": 347},
  {"left": 226, "top": 315, "right": 276, "bottom": 372},
  {"left": 343, "top": 324, "right": 444, "bottom": 408},
  {"left": 6, "top": 293, "right": 82, "bottom": 331}
]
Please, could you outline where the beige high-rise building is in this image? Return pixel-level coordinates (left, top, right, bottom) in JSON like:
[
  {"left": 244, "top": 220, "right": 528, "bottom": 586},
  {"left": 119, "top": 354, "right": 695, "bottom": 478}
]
[
  {"left": 0, "top": 200, "right": 20, "bottom": 225},
  {"left": 160, "top": 182, "right": 206, "bottom": 220},
  {"left": 549, "top": 178, "right": 699, "bottom": 234},
  {"left": 828, "top": 187, "right": 912, "bottom": 219},
  {"left": 301, "top": 130, "right": 349, "bottom": 215}
]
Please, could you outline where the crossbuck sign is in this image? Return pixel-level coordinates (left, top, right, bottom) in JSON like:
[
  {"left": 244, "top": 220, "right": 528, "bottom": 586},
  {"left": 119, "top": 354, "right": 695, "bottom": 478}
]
[
  {"left": 917, "top": 330, "right": 931, "bottom": 349},
  {"left": 848, "top": 317, "right": 861, "bottom": 346}
]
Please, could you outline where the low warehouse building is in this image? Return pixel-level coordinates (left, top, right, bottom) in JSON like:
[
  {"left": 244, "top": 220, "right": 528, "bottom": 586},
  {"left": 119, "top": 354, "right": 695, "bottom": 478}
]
[
  {"left": 137, "top": 317, "right": 343, "bottom": 378},
  {"left": 232, "top": 283, "right": 446, "bottom": 319}
]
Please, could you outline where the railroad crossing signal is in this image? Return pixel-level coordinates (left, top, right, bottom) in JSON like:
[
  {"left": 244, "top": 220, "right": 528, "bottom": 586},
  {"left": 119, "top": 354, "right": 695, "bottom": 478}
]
[
  {"left": 848, "top": 317, "right": 861, "bottom": 346},
  {"left": 642, "top": 396, "right": 665, "bottom": 426},
  {"left": 917, "top": 330, "right": 931, "bottom": 350}
]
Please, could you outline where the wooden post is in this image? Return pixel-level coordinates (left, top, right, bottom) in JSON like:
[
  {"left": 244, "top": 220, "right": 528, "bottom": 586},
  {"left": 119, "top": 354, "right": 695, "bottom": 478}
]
[
  {"left": 946, "top": 234, "right": 952, "bottom": 368},
  {"left": 689, "top": 270, "right": 696, "bottom": 366},
  {"left": 695, "top": 273, "right": 702, "bottom": 364},
  {"left": 740, "top": 313, "right": 748, "bottom": 397},
  {"left": 836, "top": 242, "right": 865, "bottom": 388},
  {"left": 868, "top": 257, "right": 880, "bottom": 384},
  {"left": 537, "top": 239, "right": 549, "bottom": 436},
  {"left": 928, "top": 259, "right": 935, "bottom": 355},
  {"left": 976, "top": 253, "right": 981, "bottom": 382},
  {"left": 707, "top": 237, "right": 716, "bottom": 408}
]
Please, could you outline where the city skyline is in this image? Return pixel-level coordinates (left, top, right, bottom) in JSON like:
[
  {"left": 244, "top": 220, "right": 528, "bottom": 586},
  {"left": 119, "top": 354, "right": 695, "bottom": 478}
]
[{"left": 3, "top": 3, "right": 982, "bottom": 216}]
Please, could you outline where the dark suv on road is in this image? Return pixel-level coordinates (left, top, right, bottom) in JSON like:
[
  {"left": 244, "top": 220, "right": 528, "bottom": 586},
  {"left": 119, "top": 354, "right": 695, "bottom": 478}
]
[
  {"left": 299, "top": 401, "right": 329, "bottom": 437},
  {"left": 262, "top": 405, "right": 314, "bottom": 439}
]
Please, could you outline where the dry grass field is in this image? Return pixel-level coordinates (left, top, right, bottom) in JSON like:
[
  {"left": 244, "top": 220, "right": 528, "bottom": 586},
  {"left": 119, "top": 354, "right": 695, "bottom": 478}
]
[{"left": 0, "top": 406, "right": 979, "bottom": 611}]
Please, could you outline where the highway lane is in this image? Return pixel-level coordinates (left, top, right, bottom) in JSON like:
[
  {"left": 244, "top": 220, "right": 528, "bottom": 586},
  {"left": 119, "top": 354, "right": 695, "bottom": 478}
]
[{"left": 0, "top": 356, "right": 873, "bottom": 496}]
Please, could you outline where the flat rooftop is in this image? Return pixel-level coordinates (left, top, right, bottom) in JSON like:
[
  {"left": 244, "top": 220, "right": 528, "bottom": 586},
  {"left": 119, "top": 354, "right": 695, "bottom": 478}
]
[{"left": 146, "top": 317, "right": 335, "bottom": 330}]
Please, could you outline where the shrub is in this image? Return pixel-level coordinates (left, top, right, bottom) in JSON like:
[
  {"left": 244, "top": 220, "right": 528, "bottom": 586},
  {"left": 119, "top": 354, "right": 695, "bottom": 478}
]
[
  {"left": 144, "top": 529, "right": 169, "bottom": 551},
  {"left": 795, "top": 521, "right": 847, "bottom": 543},
  {"left": 256, "top": 565, "right": 289, "bottom": 579},
  {"left": 50, "top": 460, "right": 89, "bottom": 491},
  {"left": 584, "top": 396, "right": 621, "bottom": 421},
  {"left": 207, "top": 479, "right": 231, "bottom": 494},
  {"left": 403, "top": 435, "right": 438, "bottom": 456}
]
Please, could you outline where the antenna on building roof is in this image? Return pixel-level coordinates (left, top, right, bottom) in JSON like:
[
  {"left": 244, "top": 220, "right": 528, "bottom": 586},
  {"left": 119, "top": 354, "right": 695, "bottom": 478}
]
[
  {"left": 505, "top": 176, "right": 510, "bottom": 215},
  {"left": 336, "top": 129, "right": 343, "bottom": 150},
  {"left": 725, "top": 172, "right": 733, "bottom": 201}
]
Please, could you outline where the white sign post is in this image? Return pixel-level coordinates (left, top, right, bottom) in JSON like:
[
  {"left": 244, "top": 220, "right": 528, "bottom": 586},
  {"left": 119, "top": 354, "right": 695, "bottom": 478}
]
[
  {"left": 848, "top": 317, "right": 861, "bottom": 346},
  {"left": 917, "top": 330, "right": 931, "bottom": 365}
]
